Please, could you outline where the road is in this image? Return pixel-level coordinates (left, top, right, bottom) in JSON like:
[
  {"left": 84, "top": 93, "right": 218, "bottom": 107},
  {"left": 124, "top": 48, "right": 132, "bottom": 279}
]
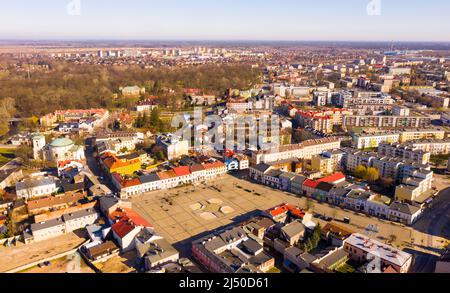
[
  {"left": 0, "top": 158, "right": 22, "bottom": 172},
  {"left": 412, "top": 187, "right": 450, "bottom": 272}
]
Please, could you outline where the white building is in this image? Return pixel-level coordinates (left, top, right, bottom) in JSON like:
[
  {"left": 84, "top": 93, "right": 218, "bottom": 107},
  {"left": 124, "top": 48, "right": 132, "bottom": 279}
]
[
  {"left": 156, "top": 134, "right": 190, "bottom": 161},
  {"left": 252, "top": 138, "right": 341, "bottom": 165},
  {"left": 16, "top": 174, "right": 59, "bottom": 199},
  {"left": 29, "top": 208, "right": 99, "bottom": 242},
  {"left": 344, "top": 233, "right": 413, "bottom": 273},
  {"left": 43, "top": 138, "right": 85, "bottom": 163},
  {"left": 353, "top": 132, "right": 400, "bottom": 149}
]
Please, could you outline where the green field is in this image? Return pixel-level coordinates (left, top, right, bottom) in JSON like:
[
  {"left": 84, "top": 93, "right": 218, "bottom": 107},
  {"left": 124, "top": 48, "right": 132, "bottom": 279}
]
[{"left": 0, "top": 149, "right": 16, "bottom": 167}]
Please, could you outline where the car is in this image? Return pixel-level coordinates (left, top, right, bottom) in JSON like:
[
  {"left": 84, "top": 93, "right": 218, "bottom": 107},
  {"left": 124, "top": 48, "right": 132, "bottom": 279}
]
[
  {"left": 324, "top": 216, "right": 333, "bottom": 222},
  {"left": 343, "top": 217, "right": 351, "bottom": 224},
  {"left": 44, "top": 261, "right": 51, "bottom": 266}
]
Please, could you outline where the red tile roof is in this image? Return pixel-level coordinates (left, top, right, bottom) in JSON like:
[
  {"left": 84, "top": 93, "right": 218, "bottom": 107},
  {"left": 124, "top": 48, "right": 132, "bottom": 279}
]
[
  {"left": 112, "top": 220, "right": 136, "bottom": 239},
  {"left": 203, "top": 161, "right": 225, "bottom": 170},
  {"left": 318, "top": 172, "right": 346, "bottom": 184},
  {"left": 157, "top": 170, "right": 177, "bottom": 180},
  {"left": 173, "top": 166, "right": 191, "bottom": 177},
  {"left": 303, "top": 179, "right": 320, "bottom": 189},
  {"left": 110, "top": 207, "right": 152, "bottom": 229},
  {"left": 267, "top": 203, "right": 305, "bottom": 219}
]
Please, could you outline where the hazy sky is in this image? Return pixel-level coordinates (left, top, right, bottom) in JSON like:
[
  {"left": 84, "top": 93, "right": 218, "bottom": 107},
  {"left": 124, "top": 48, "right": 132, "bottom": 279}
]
[{"left": 0, "top": 0, "right": 449, "bottom": 41}]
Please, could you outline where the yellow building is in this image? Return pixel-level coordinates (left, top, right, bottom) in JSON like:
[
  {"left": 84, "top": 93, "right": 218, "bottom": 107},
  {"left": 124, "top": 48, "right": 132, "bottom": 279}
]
[{"left": 102, "top": 154, "right": 141, "bottom": 176}]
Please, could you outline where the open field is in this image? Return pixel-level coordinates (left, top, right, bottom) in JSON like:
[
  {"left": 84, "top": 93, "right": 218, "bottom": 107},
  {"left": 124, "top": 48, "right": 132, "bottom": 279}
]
[
  {"left": 0, "top": 148, "right": 15, "bottom": 167},
  {"left": 20, "top": 253, "right": 95, "bottom": 273},
  {"left": 131, "top": 175, "right": 446, "bottom": 260},
  {"left": 95, "top": 251, "right": 137, "bottom": 273},
  {"left": 0, "top": 232, "right": 87, "bottom": 272}
]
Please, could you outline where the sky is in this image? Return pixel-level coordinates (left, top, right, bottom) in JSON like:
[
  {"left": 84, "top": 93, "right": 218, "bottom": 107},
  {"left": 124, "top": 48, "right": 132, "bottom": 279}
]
[{"left": 0, "top": 0, "right": 449, "bottom": 42}]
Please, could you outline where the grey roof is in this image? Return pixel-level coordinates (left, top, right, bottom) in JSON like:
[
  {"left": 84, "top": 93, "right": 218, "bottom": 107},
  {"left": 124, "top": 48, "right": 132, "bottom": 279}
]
[
  {"left": 252, "top": 163, "right": 272, "bottom": 173},
  {"left": 63, "top": 208, "right": 97, "bottom": 221},
  {"left": 281, "top": 220, "right": 306, "bottom": 238},
  {"left": 99, "top": 195, "right": 120, "bottom": 211},
  {"left": 204, "top": 237, "right": 227, "bottom": 252},
  {"left": 16, "top": 176, "right": 56, "bottom": 191},
  {"left": 315, "top": 247, "right": 349, "bottom": 269},
  {"left": 292, "top": 175, "right": 307, "bottom": 185},
  {"left": 330, "top": 187, "right": 351, "bottom": 197},
  {"left": 62, "top": 182, "right": 85, "bottom": 193},
  {"left": 389, "top": 202, "right": 421, "bottom": 215},
  {"left": 31, "top": 217, "right": 65, "bottom": 232},
  {"left": 279, "top": 173, "right": 296, "bottom": 181},
  {"left": 301, "top": 252, "right": 319, "bottom": 264},
  {"left": 240, "top": 239, "right": 263, "bottom": 255},
  {"left": 265, "top": 169, "right": 283, "bottom": 178},
  {"left": 139, "top": 173, "right": 160, "bottom": 184}
]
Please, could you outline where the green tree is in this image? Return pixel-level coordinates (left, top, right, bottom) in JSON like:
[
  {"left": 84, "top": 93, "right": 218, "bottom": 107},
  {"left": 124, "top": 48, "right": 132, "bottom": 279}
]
[
  {"left": 150, "top": 108, "right": 160, "bottom": 126},
  {"left": 365, "top": 167, "right": 380, "bottom": 183},
  {"left": 14, "top": 145, "right": 33, "bottom": 164},
  {"left": 354, "top": 165, "right": 367, "bottom": 179}
]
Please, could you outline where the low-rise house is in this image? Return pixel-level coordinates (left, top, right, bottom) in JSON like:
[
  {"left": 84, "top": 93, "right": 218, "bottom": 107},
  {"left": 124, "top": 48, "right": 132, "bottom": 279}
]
[
  {"left": 388, "top": 202, "right": 422, "bottom": 225},
  {"left": 343, "top": 233, "right": 413, "bottom": 273},
  {"left": 249, "top": 163, "right": 272, "bottom": 182},
  {"left": 135, "top": 228, "right": 180, "bottom": 271},
  {"left": 110, "top": 207, "right": 153, "bottom": 251},
  {"left": 0, "top": 168, "right": 23, "bottom": 190},
  {"left": 262, "top": 169, "right": 283, "bottom": 189},
  {"left": 274, "top": 220, "right": 306, "bottom": 254},
  {"left": 85, "top": 241, "right": 120, "bottom": 262},
  {"left": 63, "top": 208, "right": 99, "bottom": 233},
  {"left": 364, "top": 195, "right": 391, "bottom": 219},
  {"left": 311, "top": 247, "right": 349, "bottom": 273},
  {"left": 26, "top": 192, "right": 86, "bottom": 215},
  {"left": 136, "top": 98, "right": 158, "bottom": 112},
  {"left": 279, "top": 173, "right": 296, "bottom": 191},
  {"left": 192, "top": 225, "right": 275, "bottom": 273},
  {"left": 264, "top": 203, "right": 305, "bottom": 224},
  {"left": 16, "top": 175, "right": 59, "bottom": 199},
  {"left": 290, "top": 175, "right": 307, "bottom": 195},
  {"left": 283, "top": 247, "right": 318, "bottom": 273},
  {"left": 28, "top": 207, "right": 99, "bottom": 243}
]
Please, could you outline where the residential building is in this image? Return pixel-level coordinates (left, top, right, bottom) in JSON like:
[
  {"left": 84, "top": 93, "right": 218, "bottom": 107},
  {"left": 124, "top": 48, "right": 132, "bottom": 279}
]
[
  {"left": 251, "top": 138, "right": 341, "bottom": 165},
  {"left": 343, "top": 233, "right": 413, "bottom": 273},
  {"left": 388, "top": 202, "right": 423, "bottom": 225},
  {"left": 16, "top": 175, "right": 59, "bottom": 199},
  {"left": 111, "top": 207, "right": 153, "bottom": 251},
  {"left": 378, "top": 143, "right": 431, "bottom": 165},
  {"left": 135, "top": 228, "right": 180, "bottom": 271},
  {"left": 156, "top": 133, "right": 190, "bottom": 160},
  {"left": 28, "top": 208, "right": 98, "bottom": 243},
  {"left": 192, "top": 225, "right": 275, "bottom": 273},
  {"left": 343, "top": 115, "right": 431, "bottom": 129}
]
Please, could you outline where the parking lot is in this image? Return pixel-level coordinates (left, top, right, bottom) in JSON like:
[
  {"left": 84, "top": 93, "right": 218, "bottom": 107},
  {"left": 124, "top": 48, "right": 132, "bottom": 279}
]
[{"left": 131, "top": 175, "right": 439, "bottom": 258}]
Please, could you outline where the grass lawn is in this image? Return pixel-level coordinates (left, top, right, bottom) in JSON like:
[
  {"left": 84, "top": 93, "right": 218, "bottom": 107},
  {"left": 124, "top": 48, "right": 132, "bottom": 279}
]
[
  {"left": 0, "top": 149, "right": 16, "bottom": 167},
  {"left": 336, "top": 263, "right": 356, "bottom": 274}
]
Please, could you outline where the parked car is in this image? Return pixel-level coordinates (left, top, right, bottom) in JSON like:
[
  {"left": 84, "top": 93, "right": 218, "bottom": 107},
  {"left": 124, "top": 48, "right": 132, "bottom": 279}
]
[{"left": 343, "top": 217, "right": 351, "bottom": 224}]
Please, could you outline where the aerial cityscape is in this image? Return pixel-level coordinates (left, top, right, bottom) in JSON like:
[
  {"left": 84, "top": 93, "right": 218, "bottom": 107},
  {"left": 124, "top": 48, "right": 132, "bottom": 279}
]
[{"left": 0, "top": 0, "right": 449, "bottom": 280}]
